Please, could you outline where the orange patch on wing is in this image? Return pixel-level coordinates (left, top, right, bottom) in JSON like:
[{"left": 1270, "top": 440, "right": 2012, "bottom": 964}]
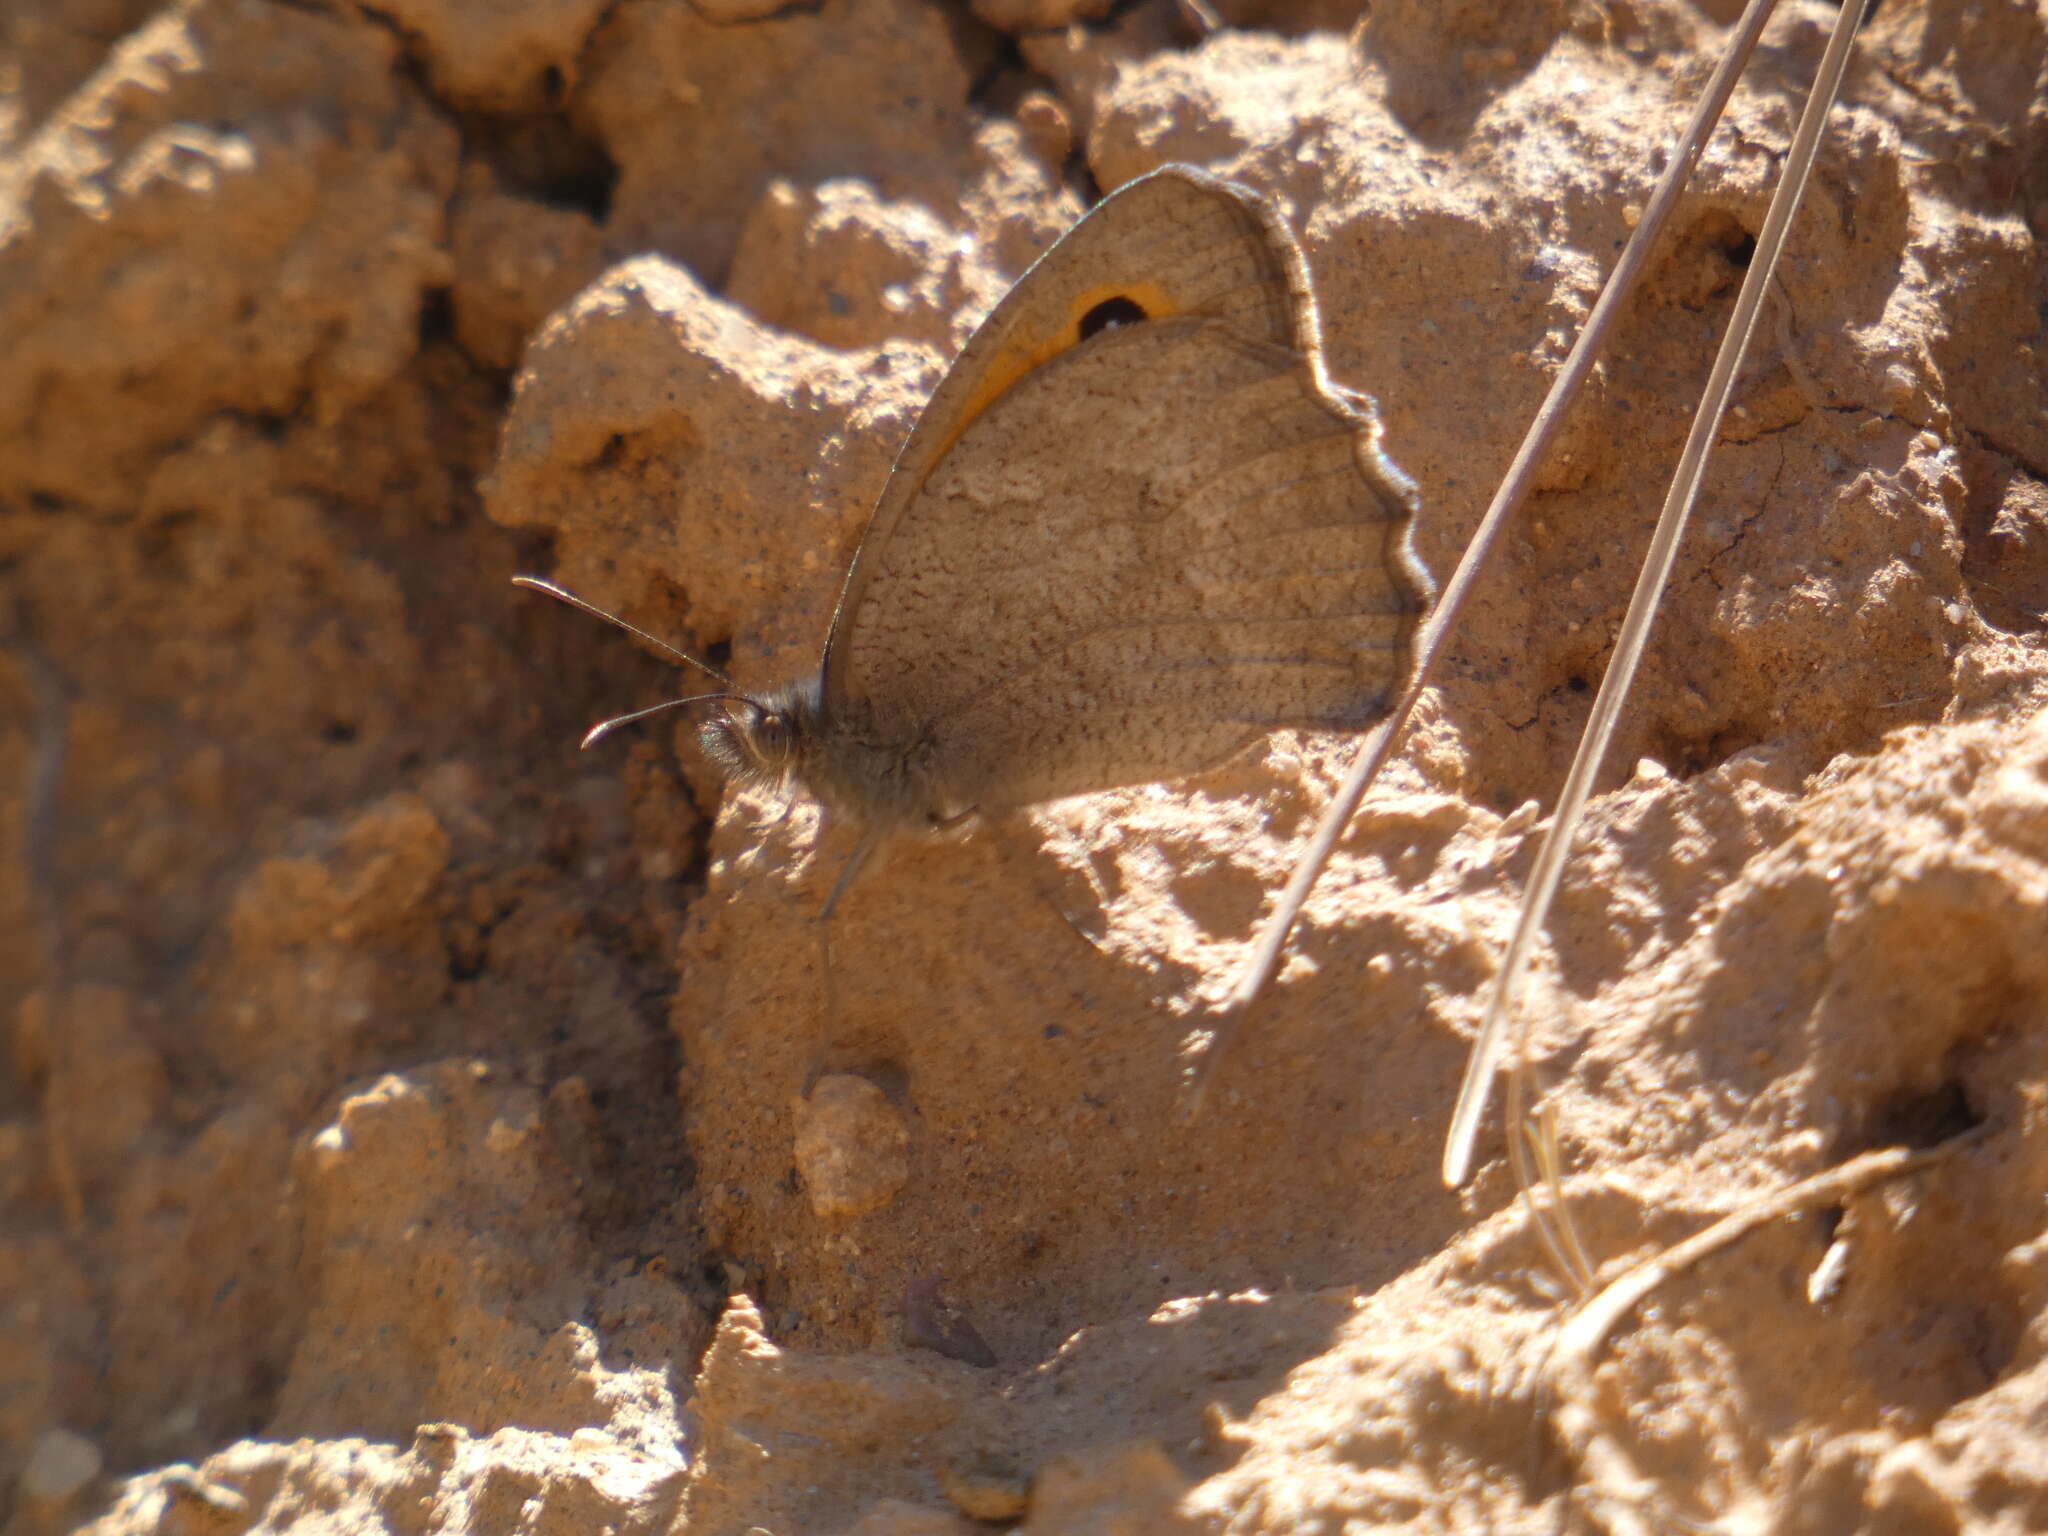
[{"left": 935, "top": 278, "right": 1181, "bottom": 465}]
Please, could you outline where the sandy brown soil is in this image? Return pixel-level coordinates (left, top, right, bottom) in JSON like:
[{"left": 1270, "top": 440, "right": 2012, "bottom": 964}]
[{"left": 3, "top": 0, "right": 2046, "bottom": 1531}]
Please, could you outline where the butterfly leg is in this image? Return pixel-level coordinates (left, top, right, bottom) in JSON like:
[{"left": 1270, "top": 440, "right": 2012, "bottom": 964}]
[
  {"left": 815, "top": 828, "right": 886, "bottom": 1029},
  {"left": 817, "top": 910, "right": 835, "bottom": 1031},
  {"left": 820, "top": 828, "right": 884, "bottom": 922},
  {"left": 928, "top": 806, "right": 981, "bottom": 841}
]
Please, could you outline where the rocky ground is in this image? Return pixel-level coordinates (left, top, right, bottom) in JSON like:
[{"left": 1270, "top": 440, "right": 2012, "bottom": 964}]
[{"left": 3, "top": 0, "right": 2046, "bottom": 1531}]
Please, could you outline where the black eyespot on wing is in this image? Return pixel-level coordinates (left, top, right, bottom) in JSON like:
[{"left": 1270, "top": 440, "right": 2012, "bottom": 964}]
[{"left": 1078, "top": 294, "right": 1149, "bottom": 340}]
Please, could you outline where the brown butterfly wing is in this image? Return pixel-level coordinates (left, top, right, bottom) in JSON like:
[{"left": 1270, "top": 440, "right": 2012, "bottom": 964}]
[{"left": 821, "top": 166, "right": 1432, "bottom": 814}]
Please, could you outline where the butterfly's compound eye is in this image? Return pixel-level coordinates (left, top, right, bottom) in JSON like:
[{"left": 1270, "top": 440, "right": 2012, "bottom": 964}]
[{"left": 754, "top": 711, "right": 790, "bottom": 764}]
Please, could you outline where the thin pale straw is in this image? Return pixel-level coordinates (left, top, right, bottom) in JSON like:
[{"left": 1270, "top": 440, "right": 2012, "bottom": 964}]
[
  {"left": 1186, "top": 0, "right": 1781, "bottom": 1119},
  {"left": 1443, "top": 0, "right": 1866, "bottom": 1186}
]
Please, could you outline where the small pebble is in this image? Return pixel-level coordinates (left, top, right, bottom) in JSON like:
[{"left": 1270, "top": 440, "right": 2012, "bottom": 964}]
[{"left": 794, "top": 1075, "right": 909, "bottom": 1218}]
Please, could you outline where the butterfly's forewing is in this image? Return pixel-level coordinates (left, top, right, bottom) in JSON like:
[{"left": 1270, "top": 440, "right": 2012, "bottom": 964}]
[{"left": 822, "top": 166, "right": 1431, "bottom": 814}]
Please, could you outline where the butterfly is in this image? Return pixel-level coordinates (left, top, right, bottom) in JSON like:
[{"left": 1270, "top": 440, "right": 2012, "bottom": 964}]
[{"left": 520, "top": 164, "right": 1432, "bottom": 913}]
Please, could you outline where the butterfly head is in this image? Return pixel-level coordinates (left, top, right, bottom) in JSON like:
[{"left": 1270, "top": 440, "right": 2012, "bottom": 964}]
[{"left": 700, "top": 676, "right": 823, "bottom": 792}]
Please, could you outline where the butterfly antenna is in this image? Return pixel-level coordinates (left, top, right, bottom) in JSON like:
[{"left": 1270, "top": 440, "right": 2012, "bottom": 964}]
[
  {"left": 512, "top": 574, "right": 737, "bottom": 687},
  {"left": 579, "top": 692, "right": 763, "bottom": 749}
]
